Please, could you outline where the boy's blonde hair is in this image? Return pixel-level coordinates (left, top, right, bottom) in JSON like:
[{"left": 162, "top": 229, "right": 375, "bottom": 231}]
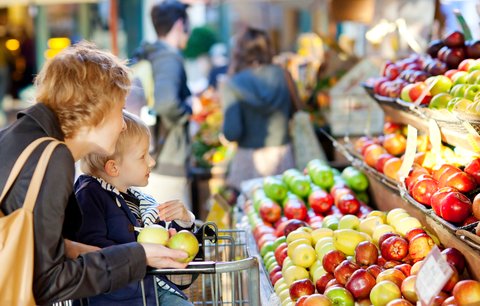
[
  {"left": 81, "top": 111, "right": 151, "bottom": 177},
  {"left": 35, "top": 41, "right": 131, "bottom": 138}
]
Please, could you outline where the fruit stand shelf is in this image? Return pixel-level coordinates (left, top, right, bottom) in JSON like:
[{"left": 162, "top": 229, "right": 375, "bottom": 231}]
[
  {"left": 328, "top": 135, "right": 480, "bottom": 281},
  {"left": 380, "top": 103, "right": 480, "bottom": 153}
]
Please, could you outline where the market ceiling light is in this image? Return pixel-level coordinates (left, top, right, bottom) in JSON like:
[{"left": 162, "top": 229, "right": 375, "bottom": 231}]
[{"left": 5, "top": 39, "right": 20, "bottom": 51}]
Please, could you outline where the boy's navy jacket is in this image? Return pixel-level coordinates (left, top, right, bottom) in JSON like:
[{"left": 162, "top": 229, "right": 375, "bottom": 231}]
[{"left": 74, "top": 174, "right": 194, "bottom": 305}]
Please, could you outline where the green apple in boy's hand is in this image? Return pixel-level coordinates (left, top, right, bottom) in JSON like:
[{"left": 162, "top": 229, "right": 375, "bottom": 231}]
[
  {"left": 137, "top": 225, "right": 169, "bottom": 245},
  {"left": 167, "top": 230, "right": 199, "bottom": 263}
]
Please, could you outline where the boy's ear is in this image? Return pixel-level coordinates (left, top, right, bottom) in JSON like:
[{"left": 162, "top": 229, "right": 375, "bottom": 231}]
[{"left": 104, "top": 160, "right": 119, "bottom": 177}]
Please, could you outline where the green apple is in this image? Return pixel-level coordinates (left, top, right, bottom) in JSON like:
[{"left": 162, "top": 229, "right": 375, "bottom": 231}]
[
  {"left": 464, "top": 85, "right": 480, "bottom": 101},
  {"left": 341, "top": 166, "right": 369, "bottom": 192},
  {"left": 450, "top": 84, "right": 467, "bottom": 97},
  {"left": 322, "top": 215, "right": 339, "bottom": 230},
  {"left": 167, "top": 230, "right": 199, "bottom": 263},
  {"left": 325, "top": 286, "right": 355, "bottom": 306},
  {"left": 282, "top": 168, "right": 302, "bottom": 186},
  {"left": 467, "top": 70, "right": 480, "bottom": 84},
  {"left": 137, "top": 225, "right": 169, "bottom": 245},
  {"left": 288, "top": 176, "right": 311, "bottom": 198},
  {"left": 447, "top": 97, "right": 462, "bottom": 112},
  {"left": 429, "top": 93, "right": 453, "bottom": 109},
  {"left": 338, "top": 214, "right": 360, "bottom": 230},
  {"left": 426, "top": 75, "right": 453, "bottom": 95},
  {"left": 272, "top": 236, "right": 287, "bottom": 250},
  {"left": 452, "top": 71, "right": 469, "bottom": 85},
  {"left": 263, "top": 176, "right": 288, "bottom": 202},
  {"left": 308, "top": 163, "right": 335, "bottom": 190},
  {"left": 261, "top": 241, "right": 275, "bottom": 257},
  {"left": 468, "top": 62, "right": 480, "bottom": 72}
]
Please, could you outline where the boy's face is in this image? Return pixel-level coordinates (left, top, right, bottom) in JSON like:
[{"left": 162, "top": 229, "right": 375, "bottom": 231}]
[{"left": 116, "top": 135, "right": 156, "bottom": 189}]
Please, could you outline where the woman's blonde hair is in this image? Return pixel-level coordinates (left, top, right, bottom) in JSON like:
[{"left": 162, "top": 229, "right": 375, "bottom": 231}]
[
  {"left": 81, "top": 111, "right": 151, "bottom": 177},
  {"left": 35, "top": 41, "right": 131, "bottom": 138}
]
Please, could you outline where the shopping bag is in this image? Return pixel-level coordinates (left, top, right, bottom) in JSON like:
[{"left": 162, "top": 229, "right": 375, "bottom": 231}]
[
  {"left": 284, "top": 70, "right": 326, "bottom": 170},
  {"left": 0, "top": 138, "right": 61, "bottom": 306}
]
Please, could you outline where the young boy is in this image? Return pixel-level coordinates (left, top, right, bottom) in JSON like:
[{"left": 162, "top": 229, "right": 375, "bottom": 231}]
[{"left": 74, "top": 111, "right": 195, "bottom": 306}]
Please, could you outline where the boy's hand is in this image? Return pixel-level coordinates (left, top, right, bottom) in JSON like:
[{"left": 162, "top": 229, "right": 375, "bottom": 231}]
[
  {"left": 157, "top": 200, "right": 191, "bottom": 222},
  {"left": 64, "top": 239, "right": 101, "bottom": 259}
]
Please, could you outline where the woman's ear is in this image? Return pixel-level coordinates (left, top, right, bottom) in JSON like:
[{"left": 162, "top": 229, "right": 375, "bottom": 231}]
[{"left": 104, "top": 159, "right": 119, "bottom": 177}]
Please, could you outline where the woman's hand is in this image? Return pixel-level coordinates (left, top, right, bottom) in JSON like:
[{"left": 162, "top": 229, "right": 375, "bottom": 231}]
[
  {"left": 157, "top": 200, "right": 191, "bottom": 222},
  {"left": 141, "top": 243, "right": 188, "bottom": 269},
  {"left": 64, "top": 239, "right": 101, "bottom": 259}
]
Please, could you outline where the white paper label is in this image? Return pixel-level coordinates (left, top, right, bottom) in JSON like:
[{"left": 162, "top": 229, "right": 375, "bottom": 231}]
[
  {"left": 428, "top": 119, "right": 443, "bottom": 164},
  {"left": 397, "top": 125, "right": 418, "bottom": 184},
  {"left": 415, "top": 246, "right": 453, "bottom": 306}
]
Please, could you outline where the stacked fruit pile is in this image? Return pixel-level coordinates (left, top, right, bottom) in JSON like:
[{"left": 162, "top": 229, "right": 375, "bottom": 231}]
[{"left": 369, "top": 31, "right": 480, "bottom": 117}]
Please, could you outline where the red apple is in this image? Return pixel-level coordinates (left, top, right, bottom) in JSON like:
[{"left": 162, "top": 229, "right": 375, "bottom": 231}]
[
  {"left": 315, "top": 273, "right": 335, "bottom": 294},
  {"left": 376, "top": 153, "right": 395, "bottom": 173},
  {"left": 404, "top": 228, "right": 426, "bottom": 242},
  {"left": 325, "top": 278, "right": 343, "bottom": 290},
  {"left": 441, "top": 248, "right": 466, "bottom": 275},
  {"left": 269, "top": 265, "right": 281, "bottom": 280},
  {"left": 378, "top": 233, "right": 401, "bottom": 248},
  {"left": 355, "top": 241, "right": 379, "bottom": 266},
  {"left": 289, "top": 278, "right": 315, "bottom": 301},
  {"left": 345, "top": 268, "right": 377, "bottom": 299},
  {"left": 386, "top": 299, "right": 413, "bottom": 306},
  {"left": 408, "top": 233, "right": 435, "bottom": 262},
  {"left": 442, "top": 265, "right": 460, "bottom": 293},
  {"left": 410, "top": 176, "right": 439, "bottom": 206},
  {"left": 270, "top": 271, "right": 283, "bottom": 286},
  {"left": 394, "top": 264, "right": 412, "bottom": 277},
  {"left": 364, "top": 144, "right": 387, "bottom": 168},
  {"left": 383, "top": 122, "right": 403, "bottom": 134},
  {"left": 308, "top": 189, "right": 334, "bottom": 214},
  {"left": 462, "top": 215, "right": 478, "bottom": 226},
  {"left": 295, "top": 295, "right": 308, "bottom": 306},
  {"left": 442, "top": 296, "right": 458, "bottom": 305},
  {"left": 444, "top": 31, "right": 465, "bottom": 48},
  {"left": 381, "top": 236, "right": 409, "bottom": 261},
  {"left": 259, "top": 200, "right": 282, "bottom": 223},
  {"left": 383, "top": 260, "right": 402, "bottom": 269},
  {"left": 284, "top": 219, "right": 309, "bottom": 237},
  {"left": 274, "top": 242, "right": 288, "bottom": 266},
  {"left": 405, "top": 165, "right": 430, "bottom": 191},
  {"left": 439, "top": 191, "right": 472, "bottom": 223},
  {"left": 431, "top": 291, "right": 449, "bottom": 306},
  {"left": 433, "top": 164, "right": 462, "bottom": 182},
  {"left": 401, "top": 275, "right": 418, "bottom": 303},
  {"left": 473, "top": 193, "right": 480, "bottom": 220},
  {"left": 442, "top": 171, "right": 477, "bottom": 193},
  {"left": 452, "top": 280, "right": 480, "bottom": 305},
  {"left": 284, "top": 198, "right": 308, "bottom": 221},
  {"left": 336, "top": 193, "right": 360, "bottom": 215},
  {"left": 362, "top": 264, "right": 380, "bottom": 277},
  {"left": 334, "top": 260, "right": 360, "bottom": 285},
  {"left": 431, "top": 187, "right": 457, "bottom": 216},
  {"left": 464, "top": 158, "right": 480, "bottom": 185},
  {"left": 323, "top": 250, "right": 347, "bottom": 274}
]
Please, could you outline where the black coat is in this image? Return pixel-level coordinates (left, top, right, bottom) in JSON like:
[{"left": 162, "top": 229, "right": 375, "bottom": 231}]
[{"left": 0, "top": 103, "right": 146, "bottom": 305}]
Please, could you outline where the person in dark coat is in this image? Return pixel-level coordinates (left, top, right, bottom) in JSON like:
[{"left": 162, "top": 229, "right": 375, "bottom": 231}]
[
  {"left": 0, "top": 41, "right": 188, "bottom": 305},
  {"left": 221, "top": 27, "right": 295, "bottom": 189}
]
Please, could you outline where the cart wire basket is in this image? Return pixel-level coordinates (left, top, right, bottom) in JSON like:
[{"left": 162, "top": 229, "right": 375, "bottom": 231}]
[{"left": 142, "top": 222, "right": 260, "bottom": 306}]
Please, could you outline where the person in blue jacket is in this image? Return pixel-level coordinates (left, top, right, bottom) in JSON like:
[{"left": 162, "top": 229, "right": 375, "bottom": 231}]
[{"left": 74, "top": 111, "right": 195, "bottom": 306}]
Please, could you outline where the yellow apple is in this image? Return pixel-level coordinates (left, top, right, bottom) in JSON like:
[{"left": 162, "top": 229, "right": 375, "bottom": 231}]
[
  {"left": 311, "top": 228, "right": 333, "bottom": 245},
  {"left": 298, "top": 226, "right": 313, "bottom": 233},
  {"left": 167, "top": 230, "right": 199, "bottom": 263},
  {"left": 291, "top": 244, "right": 316, "bottom": 268},
  {"left": 315, "top": 237, "right": 333, "bottom": 250},
  {"left": 372, "top": 224, "right": 396, "bottom": 245},
  {"left": 287, "top": 229, "right": 312, "bottom": 244},
  {"left": 315, "top": 241, "right": 335, "bottom": 261},
  {"left": 338, "top": 215, "right": 361, "bottom": 230},
  {"left": 282, "top": 257, "right": 293, "bottom": 274},
  {"left": 309, "top": 260, "right": 323, "bottom": 275},
  {"left": 275, "top": 282, "right": 288, "bottom": 295},
  {"left": 284, "top": 265, "right": 309, "bottom": 285},
  {"left": 393, "top": 216, "right": 422, "bottom": 237},
  {"left": 274, "top": 278, "right": 287, "bottom": 293},
  {"left": 387, "top": 212, "right": 410, "bottom": 227},
  {"left": 311, "top": 265, "right": 327, "bottom": 283},
  {"left": 287, "top": 238, "right": 311, "bottom": 257},
  {"left": 359, "top": 216, "right": 384, "bottom": 236},
  {"left": 386, "top": 208, "right": 408, "bottom": 225},
  {"left": 367, "top": 210, "right": 387, "bottom": 223},
  {"left": 137, "top": 225, "right": 169, "bottom": 245},
  {"left": 278, "top": 287, "right": 290, "bottom": 301}
]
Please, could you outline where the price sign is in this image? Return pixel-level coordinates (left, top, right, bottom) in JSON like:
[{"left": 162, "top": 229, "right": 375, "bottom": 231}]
[
  {"left": 428, "top": 119, "right": 443, "bottom": 165},
  {"left": 397, "top": 125, "right": 418, "bottom": 184},
  {"left": 415, "top": 246, "right": 453, "bottom": 306}
]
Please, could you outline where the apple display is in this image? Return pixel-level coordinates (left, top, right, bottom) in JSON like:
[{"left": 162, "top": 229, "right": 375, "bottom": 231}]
[
  {"left": 167, "top": 230, "right": 199, "bottom": 263},
  {"left": 137, "top": 225, "right": 169, "bottom": 245}
]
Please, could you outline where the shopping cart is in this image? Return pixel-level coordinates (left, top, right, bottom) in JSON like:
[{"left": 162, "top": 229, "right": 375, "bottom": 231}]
[{"left": 141, "top": 222, "right": 261, "bottom": 306}]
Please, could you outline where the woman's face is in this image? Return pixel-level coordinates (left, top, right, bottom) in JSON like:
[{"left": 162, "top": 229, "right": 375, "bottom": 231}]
[{"left": 87, "top": 102, "right": 126, "bottom": 156}]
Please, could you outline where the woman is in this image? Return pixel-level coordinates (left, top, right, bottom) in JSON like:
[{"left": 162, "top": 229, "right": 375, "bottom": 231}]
[
  {"left": 221, "top": 27, "right": 295, "bottom": 190},
  {"left": 0, "top": 42, "right": 188, "bottom": 305}
]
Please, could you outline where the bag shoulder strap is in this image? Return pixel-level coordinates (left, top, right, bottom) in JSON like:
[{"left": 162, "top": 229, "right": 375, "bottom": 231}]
[
  {"left": 24, "top": 141, "right": 61, "bottom": 212},
  {"left": 0, "top": 137, "right": 58, "bottom": 208},
  {"left": 284, "top": 69, "right": 304, "bottom": 112}
]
